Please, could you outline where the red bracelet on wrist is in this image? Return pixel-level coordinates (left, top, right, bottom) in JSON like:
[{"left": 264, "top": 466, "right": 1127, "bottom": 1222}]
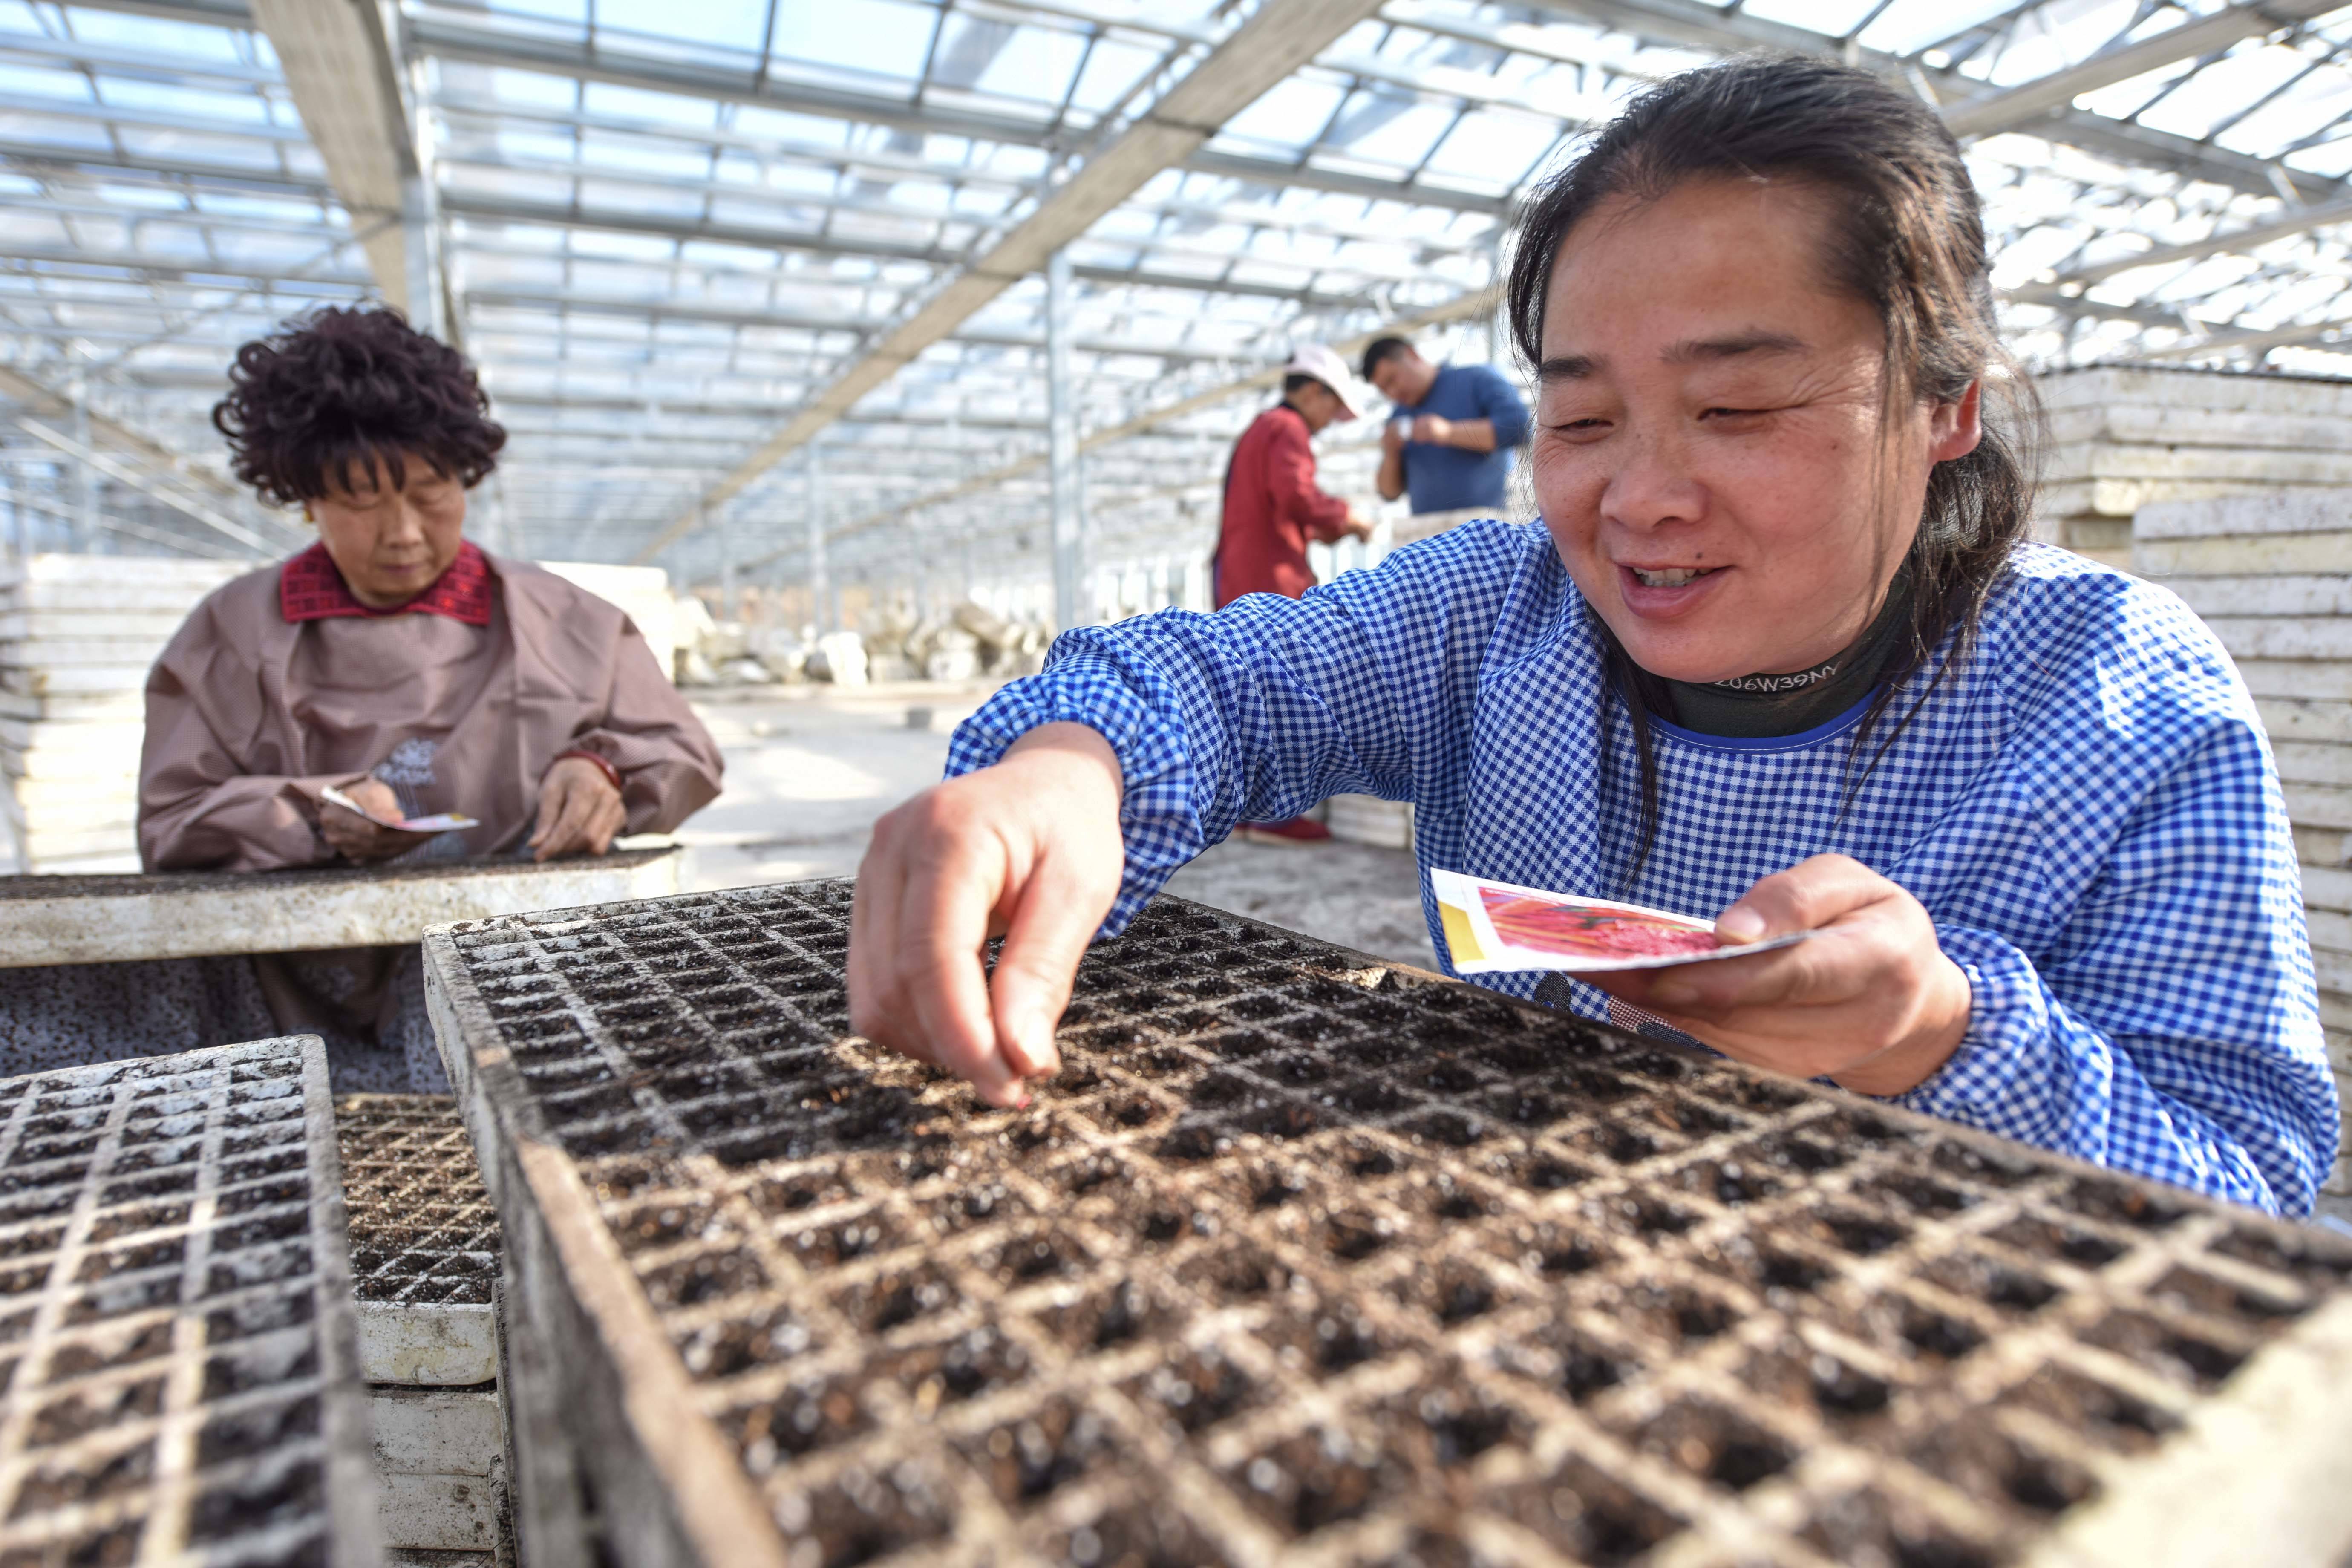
[{"left": 552, "top": 748, "right": 622, "bottom": 793}]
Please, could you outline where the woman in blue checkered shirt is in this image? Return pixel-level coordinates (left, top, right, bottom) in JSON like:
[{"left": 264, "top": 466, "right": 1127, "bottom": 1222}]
[{"left": 847, "top": 60, "right": 2336, "bottom": 1217}]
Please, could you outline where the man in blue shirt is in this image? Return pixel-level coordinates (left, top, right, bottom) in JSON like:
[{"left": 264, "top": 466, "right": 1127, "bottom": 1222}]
[{"left": 1362, "top": 337, "right": 1532, "bottom": 515}]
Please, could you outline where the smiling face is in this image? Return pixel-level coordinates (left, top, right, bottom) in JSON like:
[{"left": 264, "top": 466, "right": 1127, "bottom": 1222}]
[
  {"left": 306, "top": 452, "right": 469, "bottom": 608},
  {"left": 1532, "top": 176, "right": 1980, "bottom": 682}
]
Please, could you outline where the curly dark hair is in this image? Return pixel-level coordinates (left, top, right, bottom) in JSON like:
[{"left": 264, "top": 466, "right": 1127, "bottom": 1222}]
[{"left": 212, "top": 306, "right": 505, "bottom": 504}]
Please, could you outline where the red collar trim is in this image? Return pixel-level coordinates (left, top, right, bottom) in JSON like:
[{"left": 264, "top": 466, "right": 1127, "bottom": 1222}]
[{"left": 280, "top": 542, "right": 495, "bottom": 626}]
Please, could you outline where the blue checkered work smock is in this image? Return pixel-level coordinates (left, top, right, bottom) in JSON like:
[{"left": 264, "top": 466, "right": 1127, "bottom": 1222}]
[{"left": 946, "top": 522, "right": 2337, "bottom": 1217}]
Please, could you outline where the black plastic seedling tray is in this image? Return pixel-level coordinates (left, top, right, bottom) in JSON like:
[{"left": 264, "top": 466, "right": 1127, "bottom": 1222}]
[
  {"left": 0, "top": 1035, "right": 379, "bottom": 1567},
  {"left": 423, "top": 879, "right": 2352, "bottom": 1568}
]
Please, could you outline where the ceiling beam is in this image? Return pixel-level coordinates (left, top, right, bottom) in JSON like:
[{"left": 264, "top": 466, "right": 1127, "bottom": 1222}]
[
  {"left": 2051, "top": 113, "right": 2342, "bottom": 205},
  {"left": 13, "top": 416, "right": 286, "bottom": 554},
  {"left": 1527, "top": 0, "right": 1825, "bottom": 54},
  {"left": 463, "top": 287, "right": 1288, "bottom": 366},
  {"left": 438, "top": 146, "right": 1499, "bottom": 258},
  {"left": 36, "top": 0, "right": 252, "bottom": 23},
  {"left": 0, "top": 194, "right": 355, "bottom": 249},
  {"left": 407, "top": 11, "right": 1063, "bottom": 150},
  {"left": 632, "top": 0, "right": 1388, "bottom": 565},
  {"left": 0, "top": 141, "right": 334, "bottom": 202},
  {"left": 244, "top": 0, "right": 428, "bottom": 328},
  {"left": 1941, "top": 2, "right": 2341, "bottom": 141},
  {"left": 0, "top": 248, "right": 370, "bottom": 293},
  {"left": 486, "top": 397, "right": 1047, "bottom": 431},
  {"left": 71, "top": 0, "right": 2352, "bottom": 209},
  {"left": 0, "top": 91, "right": 308, "bottom": 144},
  {"left": 744, "top": 278, "right": 1501, "bottom": 572},
  {"left": 412, "top": 25, "right": 1515, "bottom": 214},
  {"left": 1540, "top": 0, "right": 2350, "bottom": 204},
  {"left": 2135, "top": 314, "right": 2352, "bottom": 360},
  {"left": 2010, "top": 193, "right": 2352, "bottom": 302},
  {"left": 439, "top": 195, "right": 1391, "bottom": 308},
  {"left": 0, "top": 361, "right": 247, "bottom": 503},
  {"left": 1181, "top": 148, "right": 1510, "bottom": 215},
  {"left": 0, "top": 484, "right": 245, "bottom": 558},
  {"left": 0, "top": 24, "right": 280, "bottom": 86}
]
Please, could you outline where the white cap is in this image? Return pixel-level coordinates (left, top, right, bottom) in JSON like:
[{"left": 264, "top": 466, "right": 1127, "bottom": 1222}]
[{"left": 1280, "top": 343, "right": 1368, "bottom": 420}]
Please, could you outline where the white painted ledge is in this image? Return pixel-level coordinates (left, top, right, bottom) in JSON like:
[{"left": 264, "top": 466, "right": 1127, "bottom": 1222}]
[{"left": 0, "top": 845, "right": 686, "bottom": 967}]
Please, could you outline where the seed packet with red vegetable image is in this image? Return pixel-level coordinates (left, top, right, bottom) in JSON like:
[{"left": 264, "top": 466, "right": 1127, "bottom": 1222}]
[{"left": 1430, "top": 868, "right": 1815, "bottom": 974}]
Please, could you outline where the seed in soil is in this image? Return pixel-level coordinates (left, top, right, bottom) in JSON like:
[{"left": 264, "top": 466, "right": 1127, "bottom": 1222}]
[
  {"left": 1391, "top": 1262, "right": 1499, "bottom": 1326},
  {"left": 1042, "top": 1282, "right": 1169, "bottom": 1353},
  {"left": 1884, "top": 1301, "right": 1984, "bottom": 1363},
  {"left": 1907, "top": 1416, "right": 2096, "bottom": 1515},
  {"left": 1174, "top": 1243, "right": 1288, "bottom": 1303},
  {"left": 1230, "top": 1429, "right": 1404, "bottom": 1538},
  {"left": 1630, "top": 1398, "right": 1794, "bottom": 1492},
  {"left": 1489, "top": 1220, "right": 1612, "bottom": 1280},
  {"left": 832, "top": 1264, "right": 960, "bottom": 1334},
  {"left": 870, "top": 1326, "right": 1032, "bottom": 1412},
  {"left": 1615, "top": 1282, "right": 1737, "bottom": 1348},
  {"left": 1046, "top": 1502, "right": 1234, "bottom": 1568},
  {"left": 1129, "top": 1348, "right": 1259, "bottom": 1434},
  {"left": 2147, "top": 1265, "right": 2302, "bottom": 1325},
  {"left": 980, "top": 1228, "right": 1089, "bottom": 1286},
  {"left": 2052, "top": 1174, "right": 2190, "bottom": 1231},
  {"left": 1566, "top": 1121, "right": 1661, "bottom": 1167},
  {"left": 962, "top": 1398, "right": 1115, "bottom": 1507},
  {"left": 1928, "top": 1140, "right": 2040, "bottom": 1188},
  {"left": 1986, "top": 1216, "right": 2128, "bottom": 1270},
  {"left": 1486, "top": 1453, "right": 1687, "bottom": 1567},
  {"left": 636, "top": 1247, "right": 768, "bottom": 1309},
  {"left": 1811, "top": 1209, "right": 1909, "bottom": 1258},
  {"left": 197, "top": 1393, "right": 320, "bottom": 1466},
  {"left": 47, "top": 1320, "right": 170, "bottom": 1379},
  {"left": 1675, "top": 1159, "right": 1780, "bottom": 1208},
  {"left": 1384, "top": 1381, "right": 1523, "bottom": 1469},
  {"left": 1996, "top": 1364, "right": 2178, "bottom": 1456},
  {"left": 1919, "top": 1250, "right": 2063, "bottom": 1318},
  {"left": 12, "top": 1441, "right": 158, "bottom": 1515},
  {"left": 1739, "top": 1349, "right": 1894, "bottom": 1431},
  {"left": 1798, "top": 1489, "right": 1996, "bottom": 1568},
  {"left": 2206, "top": 1225, "right": 2352, "bottom": 1290},
  {"left": 2080, "top": 1310, "right": 2246, "bottom": 1391},
  {"left": 30, "top": 1376, "right": 165, "bottom": 1444},
  {"left": 1258, "top": 1309, "right": 1382, "bottom": 1378},
  {"left": 767, "top": 1463, "right": 949, "bottom": 1566}
]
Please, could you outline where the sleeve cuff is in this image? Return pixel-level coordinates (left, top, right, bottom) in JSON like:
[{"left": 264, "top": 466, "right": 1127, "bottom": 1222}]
[
  {"left": 944, "top": 641, "right": 1206, "bottom": 934},
  {"left": 1892, "top": 924, "right": 2054, "bottom": 1130}
]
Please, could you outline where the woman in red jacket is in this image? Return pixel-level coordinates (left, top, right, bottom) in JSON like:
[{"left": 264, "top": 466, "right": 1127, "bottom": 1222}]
[
  {"left": 1215, "top": 343, "right": 1375, "bottom": 605},
  {"left": 1213, "top": 343, "right": 1375, "bottom": 842}
]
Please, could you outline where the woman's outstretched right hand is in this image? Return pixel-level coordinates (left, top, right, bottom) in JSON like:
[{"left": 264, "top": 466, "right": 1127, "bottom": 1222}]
[{"left": 848, "top": 723, "right": 1126, "bottom": 1108}]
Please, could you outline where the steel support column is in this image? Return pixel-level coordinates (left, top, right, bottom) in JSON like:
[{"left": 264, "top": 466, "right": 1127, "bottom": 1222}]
[
  {"left": 806, "top": 446, "right": 831, "bottom": 634},
  {"left": 713, "top": 506, "right": 734, "bottom": 622},
  {"left": 69, "top": 362, "right": 94, "bottom": 553},
  {"left": 401, "top": 171, "right": 448, "bottom": 342},
  {"left": 1047, "top": 248, "right": 1086, "bottom": 633}
]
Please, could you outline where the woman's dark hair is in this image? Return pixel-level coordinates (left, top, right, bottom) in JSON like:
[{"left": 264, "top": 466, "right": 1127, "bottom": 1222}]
[
  {"left": 1505, "top": 55, "right": 2038, "bottom": 886},
  {"left": 212, "top": 306, "right": 505, "bottom": 505}
]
